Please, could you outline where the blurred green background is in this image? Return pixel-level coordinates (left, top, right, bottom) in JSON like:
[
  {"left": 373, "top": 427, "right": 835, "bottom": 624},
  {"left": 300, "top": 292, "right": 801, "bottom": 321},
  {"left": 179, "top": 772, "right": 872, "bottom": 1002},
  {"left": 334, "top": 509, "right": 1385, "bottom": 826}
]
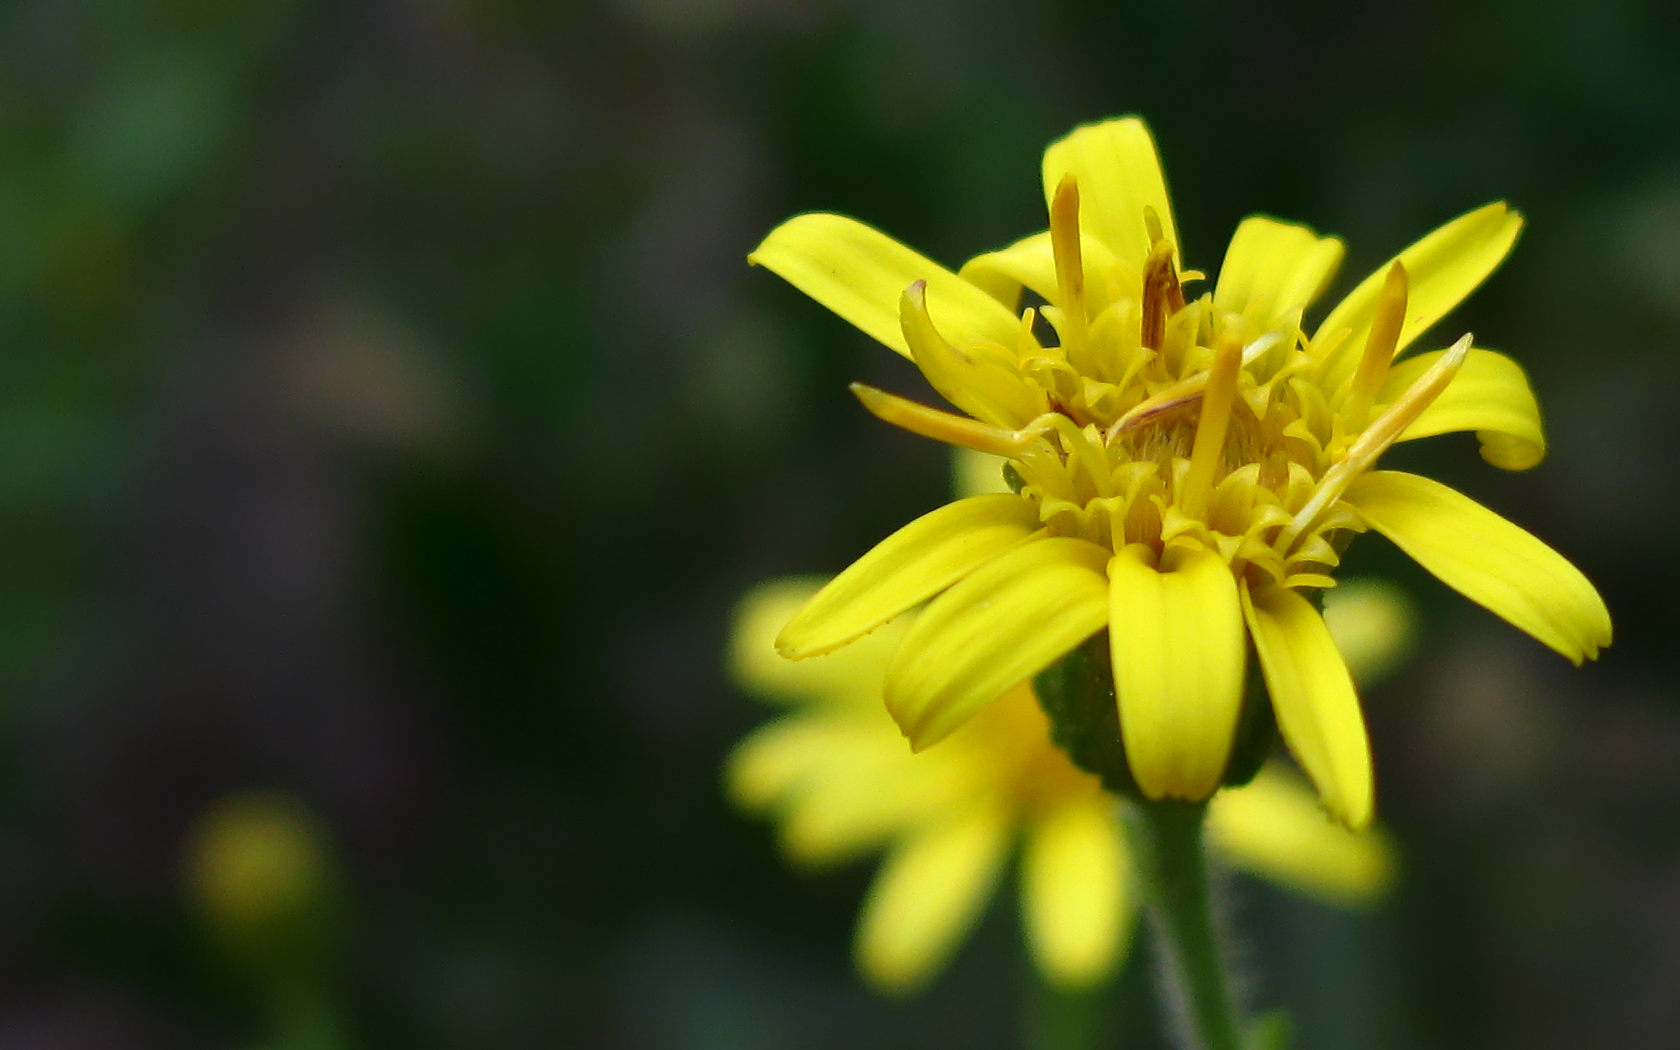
[{"left": 0, "top": 0, "right": 1676, "bottom": 1046}]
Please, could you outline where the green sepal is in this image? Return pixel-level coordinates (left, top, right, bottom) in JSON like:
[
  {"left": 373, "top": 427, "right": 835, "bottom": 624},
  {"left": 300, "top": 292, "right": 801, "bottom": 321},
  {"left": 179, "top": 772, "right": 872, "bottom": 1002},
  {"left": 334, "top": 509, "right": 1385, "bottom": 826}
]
[
  {"left": 1035, "top": 631, "right": 1279, "bottom": 798},
  {"left": 1032, "top": 631, "right": 1141, "bottom": 797}
]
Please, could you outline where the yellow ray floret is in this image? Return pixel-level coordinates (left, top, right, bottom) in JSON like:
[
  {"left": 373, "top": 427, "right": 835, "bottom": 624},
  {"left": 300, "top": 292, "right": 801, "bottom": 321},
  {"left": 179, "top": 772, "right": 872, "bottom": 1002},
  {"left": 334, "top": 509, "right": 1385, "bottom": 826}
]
[
  {"left": 1041, "top": 117, "right": 1178, "bottom": 269},
  {"left": 1344, "top": 471, "right": 1611, "bottom": 663},
  {"left": 748, "top": 212, "right": 1020, "bottom": 358},
  {"left": 853, "top": 798, "right": 1012, "bottom": 991},
  {"left": 1241, "top": 578, "right": 1373, "bottom": 829},
  {"left": 1313, "top": 202, "right": 1525, "bottom": 389},
  {"left": 1021, "top": 793, "right": 1133, "bottom": 986},
  {"left": 1212, "top": 215, "right": 1345, "bottom": 326},
  {"left": 776, "top": 494, "right": 1040, "bottom": 659},
  {"left": 1108, "top": 543, "right": 1246, "bottom": 802},
  {"left": 1384, "top": 347, "right": 1545, "bottom": 470},
  {"left": 1204, "top": 763, "right": 1395, "bottom": 907},
  {"left": 886, "top": 538, "right": 1109, "bottom": 749}
]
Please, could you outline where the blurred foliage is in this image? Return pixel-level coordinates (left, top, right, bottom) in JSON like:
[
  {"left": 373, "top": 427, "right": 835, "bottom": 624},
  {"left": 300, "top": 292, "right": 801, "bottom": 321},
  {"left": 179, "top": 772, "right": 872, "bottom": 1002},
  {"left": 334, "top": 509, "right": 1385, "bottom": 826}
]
[{"left": 0, "top": 0, "right": 1677, "bottom": 1047}]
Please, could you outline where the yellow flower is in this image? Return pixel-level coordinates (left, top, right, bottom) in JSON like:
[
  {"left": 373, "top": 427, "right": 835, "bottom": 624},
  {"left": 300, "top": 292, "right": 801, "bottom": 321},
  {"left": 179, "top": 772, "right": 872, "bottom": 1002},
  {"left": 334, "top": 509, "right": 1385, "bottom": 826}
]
[
  {"left": 750, "top": 117, "right": 1610, "bottom": 829},
  {"left": 727, "top": 574, "right": 1398, "bottom": 995},
  {"left": 184, "top": 792, "right": 338, "bottom": 973}
]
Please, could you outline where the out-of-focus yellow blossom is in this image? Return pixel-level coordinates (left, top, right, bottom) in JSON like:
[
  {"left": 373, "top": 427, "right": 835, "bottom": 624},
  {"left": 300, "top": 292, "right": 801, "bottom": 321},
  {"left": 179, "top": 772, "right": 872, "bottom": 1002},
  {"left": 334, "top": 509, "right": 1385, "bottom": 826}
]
[
  {"left": 184, "top": 792, "right": 337, "bottom": 972},
  {"left": 1321, "top": 577, "right": 1416, "bottom": 689},
  {"left": 752, "top": 116, "right": 1610, "bottom": 830},
  {"left": 727, "top": 563, "right": 1403, "bottom": 994}
]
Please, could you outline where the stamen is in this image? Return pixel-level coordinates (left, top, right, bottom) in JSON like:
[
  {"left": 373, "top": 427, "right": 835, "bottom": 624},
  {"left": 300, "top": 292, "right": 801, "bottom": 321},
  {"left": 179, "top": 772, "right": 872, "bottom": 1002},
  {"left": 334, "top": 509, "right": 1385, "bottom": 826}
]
[
  {"left": 899, "top": 280, "right": 952, "bottom": 365},
  {"left": 1105, "top": 332, "right": 1282, "bottom": 443},
  {"left": 849, "top": 383, "right": 1052, "bottom": 457},
  {"left": 1343, "top": 261, "right": 1409, "bottom": 427},
  {"left": 1142, "top": 205, "right": 1165, "bottom": 248},
  {"left": 1049, "top": 175, "right": 1090, "bottom": 362},
  {"left": 1138, "top": 206, "right": 1184, "bottom": 354},
  {"left": 1112, "top": 389, "right": 1203, "bottom": 439},
  {"left": 1018, "top": 306, "right": 1040, "bottom": 359},
  {"left": 1044, "top": 414, "right": 1114, "bottom": 498},
  {"left": 1258, "top": 448, "right": 1289, "bottom": 493},
  {"left": 1178, "top": 334, "right": 1244, "bottom": 521},
  {"left": 1139, "top": 238, "right": 1182, "bottom": 352},
  {"left": 1276, "top": 332, "right": 1473, "bottom": 553}
]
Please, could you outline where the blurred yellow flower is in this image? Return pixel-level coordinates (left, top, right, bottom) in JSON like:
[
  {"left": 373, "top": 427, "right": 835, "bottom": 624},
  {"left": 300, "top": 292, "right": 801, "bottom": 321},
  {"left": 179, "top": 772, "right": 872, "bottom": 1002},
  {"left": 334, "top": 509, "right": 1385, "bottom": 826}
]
[
  {"left": 187, "top": 793, "right": 331, "bottom": 936},
  {"left": 751, "top": 116, "right": 1610, "bottom": 828},
  {"left": 727, "top": 573, "right": 1399, "bottom": 995},
  {"left": 184, "top": 791, "right": 337, "bottom": 973}
]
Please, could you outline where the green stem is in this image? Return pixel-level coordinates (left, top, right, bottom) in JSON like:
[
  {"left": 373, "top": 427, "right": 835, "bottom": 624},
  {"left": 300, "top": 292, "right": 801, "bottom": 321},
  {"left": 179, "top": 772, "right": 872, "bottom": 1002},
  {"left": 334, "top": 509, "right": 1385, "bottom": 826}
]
[{"left": 1123, "top": 800, "right": 1244, "bottom": 1050}]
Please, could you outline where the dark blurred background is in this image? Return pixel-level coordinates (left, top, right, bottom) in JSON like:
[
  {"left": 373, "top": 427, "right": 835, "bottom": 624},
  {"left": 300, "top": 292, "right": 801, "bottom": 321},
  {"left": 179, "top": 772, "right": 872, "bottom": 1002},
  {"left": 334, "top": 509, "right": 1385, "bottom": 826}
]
[{"left": 0, "top": 0, "right": 1677, "bottom": 1046}]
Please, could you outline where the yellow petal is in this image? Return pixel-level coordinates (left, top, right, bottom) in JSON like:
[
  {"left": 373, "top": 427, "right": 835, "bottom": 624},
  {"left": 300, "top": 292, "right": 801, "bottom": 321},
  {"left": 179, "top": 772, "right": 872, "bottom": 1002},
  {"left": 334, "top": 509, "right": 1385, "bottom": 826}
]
[
  {"left": 728, "top": 705, "right": 985, "bottom": 868},
  {"left": 1315, "top": 203, "right": 1524, "bottom": 387},
  {"left": 1022, "top": 794, "right": 1133, "bottom": 988},
  {"left": 750, "top": 212, "right": 1022, "bottom": 359},
  {"left": 724, "top": 716, "right": 844, "bottom": 812},
  {"left": 851, "top": 382, "right": 1034, "bottom": 458},
  {"left": 729, "top": 577, "right": 906, "bottom": 705},
  {"left": 1213, "top": 215, "right": 1345, "bottom": 324},
  {"left": 950, "top": 448, "right": 1013, "bottom": 498},
  {"left": 1241, "top": 580, "right": 1374, "bottom": 829},
  {"left": 1381, "top": 347, "right": 1546, "bottom": 470},
  {"left": 1344, "top": 471, "right": 1611, "bottom": 663},
  {"left": 885, "top": 537, "right": 1109, "bottom": 750},
  {"left": 957, "top": 229, "right": 1131, "bottom": 315},
  {"left": 779, "top": 720, "right": 975, "bottom": 867},
  {"left": 777, "top": 495, "right": 1042, "bottom": 659},
  {"left": 900, "top": 282, "right": 1046, "bottom": 427},
  {"left": 1206, "top": 764, "right": 1395, "bottom": 907},
  {"left": 1041, "top": 118, "right": 1177, "bottom": 269},
  {"left": 957, "top": 230, "right": 1053, "bottom": 308},
  {"left": 1320, "top": 578, "right": 1417, "bottom": 688},
  {"left": 854, "top": 801, "right": 1010, "bottom": 994},
  {"left": 1108, "top": 544, "right": 1247, "bottom": 801}
]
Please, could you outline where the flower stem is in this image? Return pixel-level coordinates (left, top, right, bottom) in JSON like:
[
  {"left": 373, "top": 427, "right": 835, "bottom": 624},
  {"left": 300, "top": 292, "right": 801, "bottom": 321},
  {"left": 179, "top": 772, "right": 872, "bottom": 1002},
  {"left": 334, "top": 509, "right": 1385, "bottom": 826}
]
[{"left": 1123, "top": 800, "right": 1244, "bottom": 1050}]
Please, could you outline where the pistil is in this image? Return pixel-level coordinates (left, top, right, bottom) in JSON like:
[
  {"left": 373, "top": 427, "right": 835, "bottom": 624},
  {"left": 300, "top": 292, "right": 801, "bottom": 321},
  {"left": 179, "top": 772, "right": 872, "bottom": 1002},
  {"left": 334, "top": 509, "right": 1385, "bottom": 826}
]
[
  {"left": 1105, "top": 332, "right": 1282, "bottom": 443},
  {"left": 1343, "top": 261, "right": 1409, "bottom": 428},
  {"left": 1277, "top": 332, "right": 1472, "bottom": 553},
  {"left": 849, "top": 383, "right": 1060, "bottom": 460},
  {"left": 1139, "top": 207, "right": 1184, "bottom": 352},
  {"left": 1178, "top": 334, "right": 1244, "bottom": 521},
  {"left": 1049, "top": 175, "right": 1092, "bottom": 370}
]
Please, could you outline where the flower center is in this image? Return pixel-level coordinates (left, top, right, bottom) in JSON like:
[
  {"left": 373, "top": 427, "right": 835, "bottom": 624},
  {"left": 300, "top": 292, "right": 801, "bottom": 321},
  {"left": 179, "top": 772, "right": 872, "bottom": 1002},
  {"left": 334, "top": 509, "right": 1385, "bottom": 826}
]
[{"left": 851, "top": 176, "right": 1469, "bottom": 592}]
